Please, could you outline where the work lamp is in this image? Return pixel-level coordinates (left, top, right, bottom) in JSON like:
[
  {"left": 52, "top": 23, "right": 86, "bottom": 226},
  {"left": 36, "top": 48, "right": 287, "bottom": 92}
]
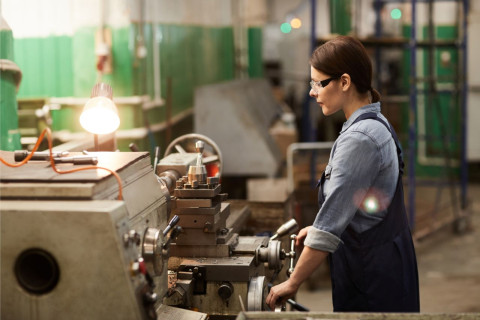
[{"left": 80, "top": 83, "right": 119, "bottom": 135}]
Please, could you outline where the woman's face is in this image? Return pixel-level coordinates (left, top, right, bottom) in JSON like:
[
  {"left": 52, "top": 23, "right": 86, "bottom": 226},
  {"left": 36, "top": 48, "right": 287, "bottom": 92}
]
[{"left": 309, "top": 66, "right": 343, "bottom": 116}]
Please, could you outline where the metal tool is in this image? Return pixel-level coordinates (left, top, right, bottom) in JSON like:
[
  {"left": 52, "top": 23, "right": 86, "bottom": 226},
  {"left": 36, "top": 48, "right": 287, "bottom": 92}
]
[
  {"left": 14, "top": 150, "right": 69, "bottom": 162},
  {"left": 153, "top": 146, "right": 161, "bottom": 174},
  {"left": 53, "top": 156, "right": 98, "bottom": 165},
  {"left": 270, "top": 219, "right": 298, "bottom": 241}
]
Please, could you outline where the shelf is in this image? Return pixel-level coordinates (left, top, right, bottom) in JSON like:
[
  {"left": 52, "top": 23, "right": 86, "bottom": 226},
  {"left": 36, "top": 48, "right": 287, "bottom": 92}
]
[{"left": 317, "top": 37, "right": 460, "bottom": 48}]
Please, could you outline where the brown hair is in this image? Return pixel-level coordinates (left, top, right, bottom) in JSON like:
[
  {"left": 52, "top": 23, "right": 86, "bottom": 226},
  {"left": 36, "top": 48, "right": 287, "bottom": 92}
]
[{"left": 310, "top": 36, "right": 380, "bottom": 103}]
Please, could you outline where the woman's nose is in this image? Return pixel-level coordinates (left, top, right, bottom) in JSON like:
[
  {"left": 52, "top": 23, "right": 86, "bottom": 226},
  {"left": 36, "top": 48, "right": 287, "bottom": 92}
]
[{"left": 309, "top": 88, "right": 316, "bottom": 97}]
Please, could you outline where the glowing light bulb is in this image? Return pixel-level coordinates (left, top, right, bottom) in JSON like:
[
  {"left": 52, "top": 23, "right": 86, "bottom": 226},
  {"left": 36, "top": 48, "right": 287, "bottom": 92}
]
[{"left": 80, "top": 83, "right": 120, "bottom": 135}]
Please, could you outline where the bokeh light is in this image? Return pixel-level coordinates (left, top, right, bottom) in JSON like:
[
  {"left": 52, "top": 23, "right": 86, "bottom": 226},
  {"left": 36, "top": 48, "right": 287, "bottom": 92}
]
[
  {"left": 391, "top": 8, "right": 402, "bottom": 20},
  {"left": 280, "top": 23, "right": 292, "bottom": 34},
  {"left": 353, "top": 188, "right": 389, "bottom": 214},
  {"left": 290, "top": 18, "right": 302, "bottom": 29},
  {"left": 363, "top": 196, "right": 379, "bottom": 214}
]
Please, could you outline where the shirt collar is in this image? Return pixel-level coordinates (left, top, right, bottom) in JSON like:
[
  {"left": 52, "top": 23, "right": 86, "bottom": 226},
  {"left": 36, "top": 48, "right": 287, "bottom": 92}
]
[{"left": 340, "top": 102, "right": 381, "bottom": 134}]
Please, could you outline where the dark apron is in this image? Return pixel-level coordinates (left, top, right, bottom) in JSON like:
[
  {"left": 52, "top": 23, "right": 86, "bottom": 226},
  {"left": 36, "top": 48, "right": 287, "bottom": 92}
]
[{"left": 317, "top": 112, "right": 420, "bottom": 312}]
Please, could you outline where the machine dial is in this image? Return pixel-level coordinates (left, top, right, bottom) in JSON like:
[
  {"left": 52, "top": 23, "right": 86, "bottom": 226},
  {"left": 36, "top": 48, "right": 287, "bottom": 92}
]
[
  {"left": 247, "top": 276, "right": 268, "bottom": 311},
  {"left": 142, "top": 228, "right": 164, "bottom": 276}
]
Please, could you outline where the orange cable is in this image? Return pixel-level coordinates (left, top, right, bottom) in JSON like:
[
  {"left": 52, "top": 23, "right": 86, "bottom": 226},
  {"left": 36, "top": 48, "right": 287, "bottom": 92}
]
[{"left": 0, "top": 128, "right": 123, "bottom": 200}]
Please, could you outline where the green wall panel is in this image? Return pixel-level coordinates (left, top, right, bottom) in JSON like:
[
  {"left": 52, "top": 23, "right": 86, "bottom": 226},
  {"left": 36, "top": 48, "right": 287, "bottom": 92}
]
[
  {"left": 51, "top": 108, "right": 81, "bottom": 132},
  {"left": 72, "top": 27, "right": 98, "bottom": 97},
  {"left": 105, "top": 27, "right": 134, "bottom": 97},
  {"left": 400, "top": 24, "right": 461, "bottom": 177},
  {"left": 248, "top": 27, "right": 263, "bottom": 78},
  {"left": 14, "top": 35, "right": 74, "bottom": 98},
  {"left": 329, "top": 0, "right": 352, "bottom": 35},
  {"left": 158, "top": 24, "right": 235, "bottom": 113}
]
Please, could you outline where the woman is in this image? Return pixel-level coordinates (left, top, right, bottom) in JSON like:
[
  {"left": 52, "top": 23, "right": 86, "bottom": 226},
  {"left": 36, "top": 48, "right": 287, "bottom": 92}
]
[{"left": 266, "top": 36, "right": 420, "bottom": 312}]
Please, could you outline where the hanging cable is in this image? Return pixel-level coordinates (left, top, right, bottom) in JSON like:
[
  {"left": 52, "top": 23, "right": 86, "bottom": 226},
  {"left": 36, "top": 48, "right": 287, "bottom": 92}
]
[{"left": 0, "top": 127, "right": 123, "bottom": 200}]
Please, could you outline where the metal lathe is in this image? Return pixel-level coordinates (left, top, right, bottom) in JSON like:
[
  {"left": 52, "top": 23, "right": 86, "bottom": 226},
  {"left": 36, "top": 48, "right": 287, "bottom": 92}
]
[{"left": 0, "top": 134, "right": 296, "bottom": 320}]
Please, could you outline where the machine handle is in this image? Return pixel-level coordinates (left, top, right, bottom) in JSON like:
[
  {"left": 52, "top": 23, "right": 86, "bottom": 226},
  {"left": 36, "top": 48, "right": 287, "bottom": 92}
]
[
  {"left": 153, "top": 146, "right": 161, "bottom": 173},
  {"left": 266, "top": 279, "right": 309, "bottom": 312},
  {"left": 163, "top": 215, "right": 180, "bottom": 237},
  {"left": 286, "top": 299, "right": 309, "bottom": 311},
  {"left": 286, "top": 234, "right": 296, "bottom": 277},
  {"left": 162, "top": 225, "right": 182, "bottom": 250}
]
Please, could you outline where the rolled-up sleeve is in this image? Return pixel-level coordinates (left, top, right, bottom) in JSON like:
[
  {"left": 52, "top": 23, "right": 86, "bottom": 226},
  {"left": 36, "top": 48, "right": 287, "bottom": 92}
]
[
  {"left": 305, "top": 130, "right": 381, "bottom": 253},
  {"left": 304, "top": 226, "right": 342, "bottom": 252}
]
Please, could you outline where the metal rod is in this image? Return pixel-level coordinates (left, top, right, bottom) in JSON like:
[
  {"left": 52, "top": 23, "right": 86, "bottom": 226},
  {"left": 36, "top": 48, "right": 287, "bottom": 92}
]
[
  {"left": 408, "top": 0, "right": 417, "bottom": 231},
  {"left": 286, "top": 142, "right": 334, "bottom": 193},
  {"left": 460, "top": 0, "right": 469, "bottom": 209},
  {"left": 374, "top": 0, "right": 382, "bottom": 92},
  {"left": 94, "top": 134, "right": 99, "bottom": 152},
  {"left": 307, "top": 0, "right": 318, "bottom": 188},
  {"left": 301, "top": 0, "right": 316, "bottom": 143}
]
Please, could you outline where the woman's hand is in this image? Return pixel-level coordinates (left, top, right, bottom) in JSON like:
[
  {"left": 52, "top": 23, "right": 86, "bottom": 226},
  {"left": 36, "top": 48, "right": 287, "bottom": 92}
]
[
  {"left": 265, "top": 279, "right": 300, "bottom": 311},
  {"left": 295, "top": 226, "right": 311, "bottom": 249},
  {"left": 265, "top": 240, "right": 329, "bottom": 311}
]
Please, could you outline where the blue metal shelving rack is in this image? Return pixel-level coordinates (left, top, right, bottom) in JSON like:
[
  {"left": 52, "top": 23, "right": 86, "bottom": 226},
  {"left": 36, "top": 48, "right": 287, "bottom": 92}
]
[{"left": 371, "top": 0, "right": 470, "bottom": 235}]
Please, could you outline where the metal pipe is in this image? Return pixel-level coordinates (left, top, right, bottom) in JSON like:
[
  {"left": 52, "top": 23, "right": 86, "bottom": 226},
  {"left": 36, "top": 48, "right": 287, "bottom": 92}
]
[
  {"left": 303, "top": 0, "right": 318, "bottom": 188},
  {"left": 286, "top": 141, "right": 334, "bottom": 194},
  {"left": 301, "top": 0, "right": 317, "bottom": 143},
  {"left": 310, "top": 0, "right": 316, "bottom": 54},
  {"left": 153, "top": 0, "right": 162, "bottom": 103},
  {"left": 408, "top": 0, "right": 417, "bottom": 231},
  {"left": 460, "top": 0, "right": 469, "bottom": 209},
  {"left": 374, "top": 0, "right": 382, "bottom": 91}
]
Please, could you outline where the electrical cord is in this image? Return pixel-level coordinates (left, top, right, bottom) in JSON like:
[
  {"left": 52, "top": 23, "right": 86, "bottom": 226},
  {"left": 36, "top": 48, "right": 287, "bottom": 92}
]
[{"left": 0, "top": 127, "right": 123, "bottom": 200}]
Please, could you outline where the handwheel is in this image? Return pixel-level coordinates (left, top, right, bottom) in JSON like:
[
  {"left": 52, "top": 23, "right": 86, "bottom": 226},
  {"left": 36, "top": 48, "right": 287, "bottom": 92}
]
[{"left": 164, "top": 133, "right": 223, "bottom": 178}]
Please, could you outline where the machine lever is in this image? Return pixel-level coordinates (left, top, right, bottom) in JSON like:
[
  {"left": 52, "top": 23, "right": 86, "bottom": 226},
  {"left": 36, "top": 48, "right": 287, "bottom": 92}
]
[
  {"left": 266, "top": 280, "right": 309, "bottom": 312},
  {"left": 163, "top": 215, "right": 180, "bottom": 237},
  {"left": 286, "top": 299, "right": 309, "bottom": 311},
  {"left": 163, "top": 225, "right": 182, "bottom": 250},
  {"left": 129, "top": 143, "right": 139, "bottom": 152},
  {"left": 153, "top": 146, "right": 161, "bottom": 174},
  {"left": 285, "top": 234, "right": 296, "bottom": 277},
  {"left": 270, "top": 219, "right": 298, "bottom": 241}
]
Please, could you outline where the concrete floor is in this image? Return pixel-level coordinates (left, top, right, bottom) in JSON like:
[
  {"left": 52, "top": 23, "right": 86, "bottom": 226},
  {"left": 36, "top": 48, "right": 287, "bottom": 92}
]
[{"left": 295, "top": 184, "right": 480, "bottom": 313}]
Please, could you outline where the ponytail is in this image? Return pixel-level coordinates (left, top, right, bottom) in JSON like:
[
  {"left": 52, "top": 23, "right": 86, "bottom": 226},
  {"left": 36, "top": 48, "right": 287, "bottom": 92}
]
[{"left": 370, "top": 88, "right": 381, "bottom": 103}]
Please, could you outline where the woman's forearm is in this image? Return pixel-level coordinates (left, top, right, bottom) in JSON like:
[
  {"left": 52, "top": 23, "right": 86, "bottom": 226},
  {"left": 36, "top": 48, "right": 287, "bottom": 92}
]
[{"left": 289, "top": 246, "right": 329, "bottom": 288}]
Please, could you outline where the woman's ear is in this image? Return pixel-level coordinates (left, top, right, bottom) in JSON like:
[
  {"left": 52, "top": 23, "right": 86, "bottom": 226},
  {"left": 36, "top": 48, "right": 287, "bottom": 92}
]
[{"left": 341, "top": 73, "right": 351, "bottom": 92}]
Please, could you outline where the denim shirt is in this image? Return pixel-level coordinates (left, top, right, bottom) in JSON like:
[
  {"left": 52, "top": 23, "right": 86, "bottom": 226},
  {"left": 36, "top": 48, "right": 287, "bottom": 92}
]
[{"left": 304, "top": 102, "right": 399, "bottom": 253}]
